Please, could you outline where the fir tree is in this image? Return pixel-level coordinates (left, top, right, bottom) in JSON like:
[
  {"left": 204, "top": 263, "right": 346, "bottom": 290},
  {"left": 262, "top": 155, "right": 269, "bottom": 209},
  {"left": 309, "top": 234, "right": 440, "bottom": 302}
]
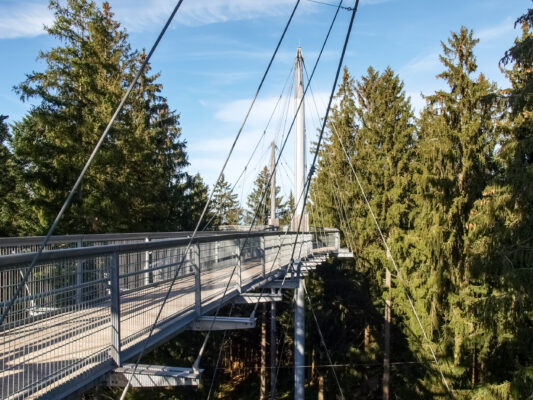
[
  {"left": 462, "top": 9, "right": 533, "bottom": 396},
  {"left": 280, "top": 191, "right": 295, "bottom": 225},
  {"left": 12, "top": 0, "right": 190, "bottom": 234},
  {"left": 409, "top": 27, "right": 500, "bottom": 391},
  {"left": 0, "top": 116, "right": 24, "bottom": 236},
  {"left": 245, "top": 166, "right": 284, "bottom": 225},
  {"left": 211, "top": 173, "right": 242, "bottom": 227}
]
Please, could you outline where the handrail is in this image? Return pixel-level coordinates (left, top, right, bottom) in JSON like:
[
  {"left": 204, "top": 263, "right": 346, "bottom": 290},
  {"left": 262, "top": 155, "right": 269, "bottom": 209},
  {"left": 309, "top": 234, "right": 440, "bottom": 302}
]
[{"left": 0, "top": 230, "right": 329, "bottom": 267}]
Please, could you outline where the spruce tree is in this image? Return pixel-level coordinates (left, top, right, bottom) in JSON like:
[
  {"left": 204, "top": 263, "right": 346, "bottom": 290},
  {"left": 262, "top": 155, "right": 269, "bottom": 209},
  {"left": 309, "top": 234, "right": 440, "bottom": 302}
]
[
  {"left": 245, "top": 166, "right": 284, "bottom": 225},
  {"left": 12, "top": 0, "right": 190, "bottom": 234},
  {"left": 211, "top": 173, "right": 242, "bottom": 227},
  {"left": 462, "top": 9, "right": 533, "bottom": 396},
  {"left": 409, "top": 27, "right": 500, "bottom": 391},
  {"left": 0, "top": 116, "right": 24, "bottom": 236}
]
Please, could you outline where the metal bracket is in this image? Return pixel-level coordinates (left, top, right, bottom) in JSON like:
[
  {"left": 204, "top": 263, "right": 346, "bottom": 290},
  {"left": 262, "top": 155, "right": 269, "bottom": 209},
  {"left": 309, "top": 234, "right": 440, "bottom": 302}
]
[
  {"left": 233, "top": 292, "right": 282, "bottom": 304},
  {"left": 108, "top": 364, "right": 202, "bottom": 387},
  {"left": 187, "top": 316, "right": 256, "bottom": 331}
]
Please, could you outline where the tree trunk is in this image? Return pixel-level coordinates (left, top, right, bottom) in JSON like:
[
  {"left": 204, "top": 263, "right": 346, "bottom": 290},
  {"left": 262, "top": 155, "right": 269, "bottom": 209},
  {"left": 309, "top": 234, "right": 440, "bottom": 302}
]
[
  {"left": 260, "top": 303, "right": 267, "bottom": 400},
  {"left": 364, "top": 323, "right": 370, "bottom": 352},
  {"left": 318, "top": 374, "right": 325, "bottom": 400}
]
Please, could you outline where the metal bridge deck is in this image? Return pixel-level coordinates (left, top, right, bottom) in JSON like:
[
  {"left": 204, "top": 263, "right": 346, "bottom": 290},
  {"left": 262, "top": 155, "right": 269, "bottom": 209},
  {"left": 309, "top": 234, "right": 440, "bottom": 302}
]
[{"left": 0, "top": 230, "right": 339, "bottom": 399}]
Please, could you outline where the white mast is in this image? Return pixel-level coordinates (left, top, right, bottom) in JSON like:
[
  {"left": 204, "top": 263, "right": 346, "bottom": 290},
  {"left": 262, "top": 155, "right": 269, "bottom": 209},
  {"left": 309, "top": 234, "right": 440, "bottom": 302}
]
[{"left": 293, "top": 47, "right": 308, "bottom": 232}]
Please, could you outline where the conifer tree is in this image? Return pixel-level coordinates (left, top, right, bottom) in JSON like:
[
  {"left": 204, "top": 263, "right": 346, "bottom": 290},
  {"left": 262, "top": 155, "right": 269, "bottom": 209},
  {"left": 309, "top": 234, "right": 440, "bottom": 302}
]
[
  {"left": 310, "top": 68, "right": 357, "bottom": 233},
  {"left": 408, "top": 27, "right": 500, "bottom": 391},
  {"left": 12, "top": 0, "right": 190, "bottom": 234},
  {"left": 0, "top": 116, "right": 24, "bottom": 236},
  {"left": 280, "top": 191, "right": 295, "bottom": 225},
  {"left": 211, "top": 174, "right": 242, "bottom": 227},
  {"left": 245, "top": 166, "right": 284, "bottom": 225},
  {"left": 462, "top": 9, "right": 533, "bottom": 396},
  {"left": 175, "top": 173, "right": 210, "bottom": 231}
]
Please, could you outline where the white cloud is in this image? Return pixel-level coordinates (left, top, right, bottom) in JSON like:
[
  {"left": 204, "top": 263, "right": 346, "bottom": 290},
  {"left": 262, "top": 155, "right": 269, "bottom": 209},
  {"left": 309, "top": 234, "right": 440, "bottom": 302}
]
[
  {"left": 0, "top": 2, "right": 53, "bottom": 39},
  {"left": 109, "top": 0, "right": 297, "bottom": 32},
  {"left": 188, "top": 90, "right": 329, "bottom": 191},
  {"left": 477, "top": 17, "right": 514, "bottom": 42},
  {"left": 401, "top": 52, "right": 440, "bottom": 75}
]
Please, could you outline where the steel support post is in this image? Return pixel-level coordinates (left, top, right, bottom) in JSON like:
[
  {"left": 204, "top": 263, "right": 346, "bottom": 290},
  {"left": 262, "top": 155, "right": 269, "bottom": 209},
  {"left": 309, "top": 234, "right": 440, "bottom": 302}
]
[
  {"left": 270, "top": 288, "right": 277, "bottom": 400},
  {"left": 294, "top": 274, "right": 305, "bottom": 400},
  {"left": 110, "top": 252, "right": 121, "bottom": 366},
  {"left": 144, "top": 237, "right": 151, "bottom": 285},
  {"left": 194, "top": 244, "right": 202, "bottom": 316},
  {"left": 75, "top": 240, "right": 83, "bottom": 305}
]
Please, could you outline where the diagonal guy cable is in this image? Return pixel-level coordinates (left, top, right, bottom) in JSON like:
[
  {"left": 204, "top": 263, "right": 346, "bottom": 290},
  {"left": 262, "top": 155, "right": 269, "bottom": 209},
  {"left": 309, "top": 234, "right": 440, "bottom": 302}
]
[
  {"left": 0, "top": 0, "right": 186, "bottom": 327},
  {"left": 287, "top": 0, "right": 359, "bottom": 280},
  {"left": 119, "top": 1, "right": 303, "bottom": 398},
  {"left": 191, "top": 0, "right": 347, "bottom": 372},
  {"left": 330, "top": 120, "right": 454, "bottom": 397}
]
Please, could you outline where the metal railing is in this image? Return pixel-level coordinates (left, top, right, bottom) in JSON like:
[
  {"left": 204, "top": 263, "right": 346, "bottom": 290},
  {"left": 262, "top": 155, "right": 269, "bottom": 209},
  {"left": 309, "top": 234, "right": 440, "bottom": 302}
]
[{"left": 0, "top": 230, "right": 339, "bottom": 399}]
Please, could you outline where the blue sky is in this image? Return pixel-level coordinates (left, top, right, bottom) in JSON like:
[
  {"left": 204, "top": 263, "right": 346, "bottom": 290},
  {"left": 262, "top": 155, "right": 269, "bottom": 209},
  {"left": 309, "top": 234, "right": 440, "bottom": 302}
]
[{"left": 0, "top": 0, "right": 528, "bottom": 204}]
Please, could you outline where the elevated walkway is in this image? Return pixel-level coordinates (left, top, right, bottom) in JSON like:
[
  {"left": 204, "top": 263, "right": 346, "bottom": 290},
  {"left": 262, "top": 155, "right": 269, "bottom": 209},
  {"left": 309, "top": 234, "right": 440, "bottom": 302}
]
[{"left": 0, "top": 229, "right": 340, "bottom": 399}]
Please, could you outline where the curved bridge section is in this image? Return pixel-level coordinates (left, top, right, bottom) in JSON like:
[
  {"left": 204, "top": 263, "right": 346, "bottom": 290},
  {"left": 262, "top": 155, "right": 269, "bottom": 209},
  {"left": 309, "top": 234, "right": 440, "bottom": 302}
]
[{"left": 0, "top": 230, "right": 339, "bottom": 399}]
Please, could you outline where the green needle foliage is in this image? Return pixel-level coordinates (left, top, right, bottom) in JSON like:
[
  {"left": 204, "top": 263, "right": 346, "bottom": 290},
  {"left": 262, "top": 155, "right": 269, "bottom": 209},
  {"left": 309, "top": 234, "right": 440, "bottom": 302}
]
[
  {"left": 211, "top": 173, "right": 243, "bottom": 227},
  {"left": 245, "top": 166, "right": 285, "bottom": 225},
  {"left": 312, "top": 14, "right": 532, "bottom": 398},
  {"left": 10, "top": 0, "right": 197, "bottom": 235}
]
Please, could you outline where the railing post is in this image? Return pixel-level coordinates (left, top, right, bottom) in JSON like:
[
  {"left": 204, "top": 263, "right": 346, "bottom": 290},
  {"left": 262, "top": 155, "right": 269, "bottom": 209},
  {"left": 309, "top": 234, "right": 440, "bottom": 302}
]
[
  {"left": 110, "top": 252, "right": 121, "bottom": 366},
  {"left": 261, "top": 235, "right": 266, "bottom": 278},
  {"left": 144, "top": 237, "right": 151, "bottom": 285},
  {"left": 194, "top": 243, "right": 202, "bottom": 316},
  {"left": 76, "top": 240, "right": 83, "bottom": 305},
  {"left": 277, "top": 234, "right": 282, "bottom": 270},
  {"left": 237, "top": 238, "right": 242, "bottom": 292}
]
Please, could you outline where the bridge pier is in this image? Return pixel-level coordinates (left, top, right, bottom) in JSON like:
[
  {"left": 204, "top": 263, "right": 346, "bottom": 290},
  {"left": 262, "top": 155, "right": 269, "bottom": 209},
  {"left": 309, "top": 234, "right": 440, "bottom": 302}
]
[{"left": 294, "top": 266, "right": 305, "bottom": 400}]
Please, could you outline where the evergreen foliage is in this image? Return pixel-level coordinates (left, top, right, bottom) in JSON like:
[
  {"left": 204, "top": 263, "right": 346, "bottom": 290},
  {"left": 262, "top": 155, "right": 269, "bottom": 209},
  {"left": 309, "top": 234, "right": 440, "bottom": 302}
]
[
  {"left": 0, "top": 116, "right": 25, "bottom": 236},
  {"left": 245, "top": 166, "right": 285, "bottom": 225},
  {"left": 211, "top": 173, "right": 242, "bottom": 227},
  {"left": 11, "top": 0, "right": 191, "bottom": 234}
]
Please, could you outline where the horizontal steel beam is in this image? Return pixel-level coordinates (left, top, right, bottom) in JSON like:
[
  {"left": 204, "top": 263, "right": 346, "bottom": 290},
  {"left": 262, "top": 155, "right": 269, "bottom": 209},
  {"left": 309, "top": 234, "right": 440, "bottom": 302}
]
[
  {"left": 188, "top": 316, "right": 256, "bottom": 331},
  {"left": 108, "top": 364, "right": 202, "bottom": 387},
  {"left": 264, "top": 279, "right": 300, "bottom": 289},
  {"left": 233, "top": 293, "right": 282, "bottom": 304}
]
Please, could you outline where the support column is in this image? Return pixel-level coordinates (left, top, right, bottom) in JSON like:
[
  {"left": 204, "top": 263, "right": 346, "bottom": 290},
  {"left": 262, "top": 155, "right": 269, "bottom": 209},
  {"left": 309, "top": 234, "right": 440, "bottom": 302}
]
[
  {"left": 270, "top": 288, "right": 277, "bottom": 400},
  {"left": 269, "top": 141, "right": 279, "bottom": 228},
  {"left": 294, "top": 273, "right": 305, "bottom": 400},
  {"left": 261, "top": 235, "right": 266, "bottom": 278},
  {"left": 144, "top": 237, "right": 151, "bottom": 285},
  {"left": 383, "top": 268, "right": 391, "bottom": 400},
  {"left": 292, "top": 47, "right": 308, "bottom": 233}
]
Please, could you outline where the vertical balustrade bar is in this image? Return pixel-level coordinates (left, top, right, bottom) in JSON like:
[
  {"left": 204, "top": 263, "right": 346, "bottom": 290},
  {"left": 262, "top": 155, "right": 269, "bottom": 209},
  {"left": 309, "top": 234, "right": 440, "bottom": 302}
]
[
  {"left": 76, "top": 240, "right": 83, "bottom": 305},
  {"left": 237, "top": 238, "right": 242, "bottom": 292},
  {"left": 144, "top": 237, "right": 151, "bottom": 286},
  {"left": 261, "top": 235, "right": 266, "bottom": 278},
  {"left": 194, "top": 243, "right": 202, "bottom": 316},
  {"left": 110, "top": 252, "right": 121, "bottom": 366}
]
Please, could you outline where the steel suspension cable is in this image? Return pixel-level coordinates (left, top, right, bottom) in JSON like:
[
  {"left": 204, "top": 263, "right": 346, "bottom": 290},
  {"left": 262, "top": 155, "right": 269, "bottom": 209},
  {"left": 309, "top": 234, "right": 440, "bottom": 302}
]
[
  {"left": 329, "top": 119, "right": 454, "bottom": 397},
  {"left": 203, "top": 65, "right": 296, "bottom": 230},
  {"left": 196, "top": 0, "right": 347, "bottom": 351},
  {"left": 119, "top": 2, "right": 303, "bottom": 398},
  {"left": 287, "top": 0, "right": 359, "bottom": 274},
  {"left": 0, "top": 0, "right": 186, "bottom": 327}
]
